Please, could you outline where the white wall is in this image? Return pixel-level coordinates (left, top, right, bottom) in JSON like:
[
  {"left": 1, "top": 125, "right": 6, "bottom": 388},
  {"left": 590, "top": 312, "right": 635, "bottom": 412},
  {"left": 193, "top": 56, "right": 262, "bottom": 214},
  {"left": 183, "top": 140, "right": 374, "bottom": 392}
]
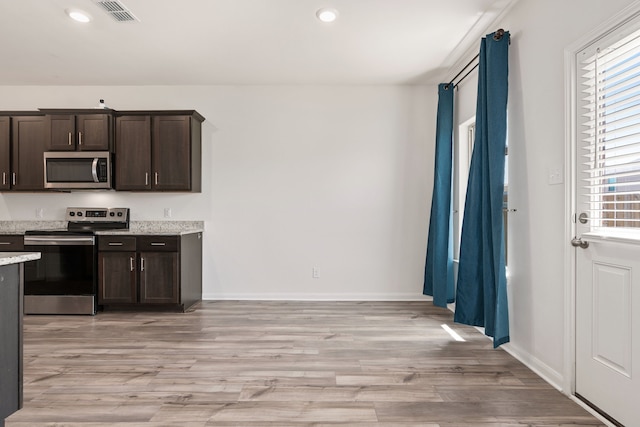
[
  {"left": 450, "top": 0, "right": 637, "bottom": 390},
  {"left": 0, "top": 85, "right": 436, "bottom": 300}
]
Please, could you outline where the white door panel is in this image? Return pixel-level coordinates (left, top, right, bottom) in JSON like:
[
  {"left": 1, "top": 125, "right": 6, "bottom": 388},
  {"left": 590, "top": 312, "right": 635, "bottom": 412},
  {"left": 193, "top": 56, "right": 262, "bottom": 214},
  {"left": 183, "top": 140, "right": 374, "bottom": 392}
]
[{"left": 576, "top": 237, "right": 639, "bottom": 425}]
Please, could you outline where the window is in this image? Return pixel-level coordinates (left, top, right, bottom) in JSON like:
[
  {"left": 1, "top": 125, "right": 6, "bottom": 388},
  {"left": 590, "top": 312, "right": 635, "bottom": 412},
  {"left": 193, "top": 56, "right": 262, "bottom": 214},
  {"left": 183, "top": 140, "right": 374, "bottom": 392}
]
[
  {"left": 580, "top": 24, "right": 640, "bottom": 229},
  {"left": 454, "top": 118, "right": 476, "bottom": 260},
  {"left": 454, "top": 118, "right": 509, "bottom": 263},
  {"left": 453, "top": 117, "right": 509, "bottom": 264}
]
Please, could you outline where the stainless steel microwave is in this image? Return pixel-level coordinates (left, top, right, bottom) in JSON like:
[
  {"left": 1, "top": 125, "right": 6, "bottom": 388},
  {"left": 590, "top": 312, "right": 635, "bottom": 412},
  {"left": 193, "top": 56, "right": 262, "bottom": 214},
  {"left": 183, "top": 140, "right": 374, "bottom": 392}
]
[{"left": 44, "top": 151, "right": 112, "bottom": 189}]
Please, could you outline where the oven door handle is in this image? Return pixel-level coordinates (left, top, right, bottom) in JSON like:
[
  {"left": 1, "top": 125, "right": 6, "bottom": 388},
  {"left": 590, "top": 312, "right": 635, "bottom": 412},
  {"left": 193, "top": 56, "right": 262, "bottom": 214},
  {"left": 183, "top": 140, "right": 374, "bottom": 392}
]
[{"left": 24, "top": 236, "right": 96, "bottom": 246}]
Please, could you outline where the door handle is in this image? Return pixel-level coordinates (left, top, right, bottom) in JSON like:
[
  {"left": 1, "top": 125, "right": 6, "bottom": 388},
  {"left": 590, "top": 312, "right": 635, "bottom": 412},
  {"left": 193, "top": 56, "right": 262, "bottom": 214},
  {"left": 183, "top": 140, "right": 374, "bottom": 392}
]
[
  {"left": 12, "top": 173, "right": 16, "bottom": 186},
  {"left": 130, "top": 257, "right": 135, "bottom": 272},
  {"left": 571, "top": 237, "right": 589, "bottom": 249},
  {"left": 78, "top": 131, "right": 83, "bottom": 145},
  {"left": 2, "top": 172, "right": 5, "bottom": 185},
  {"left": 68, "top": 132, "right": 73, "bottom": 146},
  {"left": 140, "top": 257, "right": 145, "bottom": 272}
]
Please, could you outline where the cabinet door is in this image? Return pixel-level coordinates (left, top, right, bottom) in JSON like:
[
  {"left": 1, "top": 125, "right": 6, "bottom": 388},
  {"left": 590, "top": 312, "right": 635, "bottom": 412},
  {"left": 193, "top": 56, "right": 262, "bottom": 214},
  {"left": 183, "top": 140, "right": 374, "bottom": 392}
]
[
  {"left": 77, "top": 114, "right": 110, "bottom": 151},
  {"left": 139, "top": 252, "right": 179, "bottom": 304},
  {"left": 115, "top": 116, "right": 151, "bottom": 190},
  {"left": 152, "top": 116, "right": 191, "bottom": 190},
  {"left": 98, "top": 252, "right": 137, "bottom": 304},
  {"left": 11, "top": 116, "right": 46, "bottom": 190},
  {"left": 47, "top": 115, "right": 75, "bottom": 151},
  {"left": 0, "top": 117, "right": 9, "bottom": 190}
]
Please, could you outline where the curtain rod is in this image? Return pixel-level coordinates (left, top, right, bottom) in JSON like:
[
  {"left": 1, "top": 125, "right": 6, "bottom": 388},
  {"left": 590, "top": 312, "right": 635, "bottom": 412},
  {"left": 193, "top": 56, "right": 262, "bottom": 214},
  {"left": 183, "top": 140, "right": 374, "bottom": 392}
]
[{"left": 444, "top": 29, "right": 505, "bottom": 90}]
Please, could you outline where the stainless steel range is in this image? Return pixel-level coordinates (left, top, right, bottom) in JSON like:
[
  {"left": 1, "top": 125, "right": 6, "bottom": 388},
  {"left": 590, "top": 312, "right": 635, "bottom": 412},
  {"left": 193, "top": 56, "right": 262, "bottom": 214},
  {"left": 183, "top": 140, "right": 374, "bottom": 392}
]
[{"left": 23, "top": 207, "right": 129, "bottom": 315}]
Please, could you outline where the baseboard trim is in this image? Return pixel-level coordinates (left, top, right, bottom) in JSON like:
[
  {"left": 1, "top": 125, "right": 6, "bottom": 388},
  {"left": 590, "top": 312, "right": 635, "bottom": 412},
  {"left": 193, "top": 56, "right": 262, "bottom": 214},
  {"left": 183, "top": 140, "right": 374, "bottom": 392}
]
[
  {"left": 501, "top": 342, "right": 564, "bottom": 391},
  {"left": 444, "top": 304, "right": 565, "bottom": 393},
  {"left": 202, "top": 293, "right": 433, "bottom": 301}
]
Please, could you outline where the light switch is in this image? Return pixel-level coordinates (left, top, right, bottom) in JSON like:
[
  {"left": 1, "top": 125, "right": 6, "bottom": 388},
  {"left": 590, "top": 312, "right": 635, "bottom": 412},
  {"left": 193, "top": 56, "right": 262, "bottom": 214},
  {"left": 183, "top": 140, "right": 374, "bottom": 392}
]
[{"left": 548, "top": 166, "right": 563, "bottom": 185}]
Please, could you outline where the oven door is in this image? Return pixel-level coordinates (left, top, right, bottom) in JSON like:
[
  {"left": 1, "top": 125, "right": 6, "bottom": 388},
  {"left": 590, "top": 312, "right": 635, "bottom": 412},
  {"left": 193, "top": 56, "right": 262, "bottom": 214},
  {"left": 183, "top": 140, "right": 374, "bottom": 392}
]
[{"left": 23, "top": 235, "right": 97, "bottom": 315}]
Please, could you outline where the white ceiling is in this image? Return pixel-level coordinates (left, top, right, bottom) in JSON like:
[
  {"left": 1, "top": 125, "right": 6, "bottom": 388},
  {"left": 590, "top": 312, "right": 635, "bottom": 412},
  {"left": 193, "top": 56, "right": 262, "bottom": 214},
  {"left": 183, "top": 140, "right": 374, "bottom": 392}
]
[{"left": 0, "top": 0, "right": 514, "bottom": 86}]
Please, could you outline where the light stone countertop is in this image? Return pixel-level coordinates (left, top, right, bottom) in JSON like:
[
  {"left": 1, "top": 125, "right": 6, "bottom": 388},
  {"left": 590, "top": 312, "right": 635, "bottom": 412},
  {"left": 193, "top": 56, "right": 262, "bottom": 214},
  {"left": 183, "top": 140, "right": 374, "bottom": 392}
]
[
  {"left": 0, "top": 252, "right": 41, "bottom": 266},
  {"left": 0, "top": 221, "right": 204, "bottom": 236},
  {"left": 0, "top": 221, "right": 67, "bottom": 234},
  {"left": 96, "top": 221, "right": 204, "bottom": 236}
]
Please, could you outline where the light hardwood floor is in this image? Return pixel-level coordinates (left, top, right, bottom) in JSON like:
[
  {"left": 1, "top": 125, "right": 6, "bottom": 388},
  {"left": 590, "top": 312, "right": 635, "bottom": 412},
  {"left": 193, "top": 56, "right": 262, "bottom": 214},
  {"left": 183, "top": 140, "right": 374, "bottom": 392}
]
[{"left": 6, "top": 301, "right": 604, "bottom": 426}]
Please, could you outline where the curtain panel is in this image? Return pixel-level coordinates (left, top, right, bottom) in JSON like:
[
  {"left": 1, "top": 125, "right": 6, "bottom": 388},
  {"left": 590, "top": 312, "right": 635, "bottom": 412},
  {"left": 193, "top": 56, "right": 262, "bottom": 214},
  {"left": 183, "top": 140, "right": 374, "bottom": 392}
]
[
  {"left": 454, "top": 31, "right": 510, "bottom": 348},
  {"left": 423, "top": 84, "right": 455, "bottom": 307}
]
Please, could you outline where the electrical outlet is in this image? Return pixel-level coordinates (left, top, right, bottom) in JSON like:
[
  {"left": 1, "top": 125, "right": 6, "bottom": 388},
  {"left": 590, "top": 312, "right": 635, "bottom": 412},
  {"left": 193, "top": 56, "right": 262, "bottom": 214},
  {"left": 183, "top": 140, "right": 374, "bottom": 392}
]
[
  {"left": 164, "top": 208, "right": 172, "bottom": 218},
  {"left": 36, "top": 208, "right": 44, "bottom": 219},
  {"left": 312, "top": 267, "right": 320, "bottom": 278}
]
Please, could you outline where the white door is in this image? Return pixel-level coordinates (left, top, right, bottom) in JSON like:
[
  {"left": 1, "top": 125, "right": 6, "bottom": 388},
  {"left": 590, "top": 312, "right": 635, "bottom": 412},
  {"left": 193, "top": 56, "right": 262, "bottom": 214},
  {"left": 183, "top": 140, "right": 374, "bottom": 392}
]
[
  {"left": 574, "top": 16, "right": 640, "bottom": 426},
  {"left": 575, "top": 233, "right": 639, "bottom": 426}
]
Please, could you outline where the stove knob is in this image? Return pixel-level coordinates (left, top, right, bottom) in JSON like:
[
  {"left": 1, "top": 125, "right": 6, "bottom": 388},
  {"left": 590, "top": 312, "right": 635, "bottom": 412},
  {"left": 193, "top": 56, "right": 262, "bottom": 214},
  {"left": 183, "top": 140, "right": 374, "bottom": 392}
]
[
  {"left": 69, "top": 212, "right": 75, "bottom": 217},
  {"left": 77, "top": 212, "right": 83, "bottom": 217},
  {"left": 109, "top": 212, "right": 115, "bottom": 217},
  {"left": 117, "top": 212, "right": 123, "bottom": 217}
]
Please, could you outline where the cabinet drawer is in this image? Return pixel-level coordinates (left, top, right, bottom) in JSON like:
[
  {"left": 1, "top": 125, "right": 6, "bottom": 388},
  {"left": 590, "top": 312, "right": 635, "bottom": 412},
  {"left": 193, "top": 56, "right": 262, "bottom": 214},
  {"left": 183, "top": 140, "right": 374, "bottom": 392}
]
[
  {"left": 137, "top": 236, "right": 179, "bottom": 252},
  {"left": 0, "top": 235, "right": 24, "bottom": 251},
  {"left": 99, "top": 236, "right": 136, "bottom": 251}
]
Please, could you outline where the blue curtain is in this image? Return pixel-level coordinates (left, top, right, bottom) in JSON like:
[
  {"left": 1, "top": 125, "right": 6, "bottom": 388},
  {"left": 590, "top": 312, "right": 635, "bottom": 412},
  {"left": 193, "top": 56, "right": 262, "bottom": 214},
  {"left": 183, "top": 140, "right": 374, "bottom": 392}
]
[
  {"left": 423, "top": 84, "right": 454, "bottom": 307},
  {"left": 454, "top": 30, "right": 510, "bottom": 348}
]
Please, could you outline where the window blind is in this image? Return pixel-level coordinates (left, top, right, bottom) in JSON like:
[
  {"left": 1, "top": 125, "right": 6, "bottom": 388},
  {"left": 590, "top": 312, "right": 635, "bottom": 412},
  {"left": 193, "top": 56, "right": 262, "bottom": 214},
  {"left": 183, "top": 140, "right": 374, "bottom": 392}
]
[{"left": 581, "top": 27, "right": 640, "bottom": 228}]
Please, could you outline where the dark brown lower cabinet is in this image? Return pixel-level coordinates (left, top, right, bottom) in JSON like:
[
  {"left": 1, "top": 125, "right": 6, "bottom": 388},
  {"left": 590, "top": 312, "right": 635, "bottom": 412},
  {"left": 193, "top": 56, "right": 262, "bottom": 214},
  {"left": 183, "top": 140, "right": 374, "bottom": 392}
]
[
  {"left": 98, "top": 233, "right": 202, "bottom": 311},
  {"left": 0, "top": 263, "right": 22, "bottom": 427},
  {"left": 98, "top": 251, "right": 137, "bottom": 304},
  {"left": 139, "top": 251, "right": 179, "bottom": 304}
]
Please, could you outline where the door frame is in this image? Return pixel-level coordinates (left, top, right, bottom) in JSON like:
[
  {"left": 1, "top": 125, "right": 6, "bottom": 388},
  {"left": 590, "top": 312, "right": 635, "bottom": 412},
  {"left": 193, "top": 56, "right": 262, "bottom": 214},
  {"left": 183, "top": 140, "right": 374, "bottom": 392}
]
[{"left": 563, "top": 0, "right": 640, "bottom": 400}]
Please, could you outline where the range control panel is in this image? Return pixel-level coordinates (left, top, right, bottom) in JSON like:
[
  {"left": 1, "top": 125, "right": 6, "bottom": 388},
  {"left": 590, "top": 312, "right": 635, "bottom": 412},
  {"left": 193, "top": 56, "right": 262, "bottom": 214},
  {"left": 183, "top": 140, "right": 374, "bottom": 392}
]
[{"left": 65, "top": 207, "right": 130, "bottom": 223}]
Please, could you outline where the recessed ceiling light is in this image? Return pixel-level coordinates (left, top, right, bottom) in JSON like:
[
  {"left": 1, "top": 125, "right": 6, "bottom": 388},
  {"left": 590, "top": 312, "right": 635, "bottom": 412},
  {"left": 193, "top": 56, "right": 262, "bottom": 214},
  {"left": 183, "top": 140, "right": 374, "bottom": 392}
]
[
  {"left": 316, "top": 8, "right": 338, "bottom": 23},
  {"left": 66, "top": 8, "right": 92, "bottom": 23}
]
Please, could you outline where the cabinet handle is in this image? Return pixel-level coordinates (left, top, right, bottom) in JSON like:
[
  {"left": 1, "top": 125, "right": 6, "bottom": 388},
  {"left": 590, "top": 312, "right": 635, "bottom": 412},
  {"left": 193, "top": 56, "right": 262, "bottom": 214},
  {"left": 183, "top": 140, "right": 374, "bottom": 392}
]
[
  {"left": 78, "top": 132, "right": 83, "bottom": 145},
  {"left": 150, "top": 242, "right": 166, "bottom": 246},
  {"left": 145, "top": 172, "right": 149, "bottom": 186},
  {"left": 2, "top": 172, "right": 5, "bottom": 185},
  {"left": 108, "top": 242, "right": 124, "bottom": 246},
  {"left": 130, "top": 257, "right": 135, "bottom": 272},
  {"left": 140, "top": 257, "right": 145, "bottom": 272},
  {"left": 12, "top": 173, "right": 16, "bottom": 186},
  {"left": 68, "top": 132, "right": 73, "bottom": 146},
  {"left": 0, "top": 242, "right": 12, "bottom": 245},
  {"left": 155, "top": 172, "right": 159, "bottom": 185}
]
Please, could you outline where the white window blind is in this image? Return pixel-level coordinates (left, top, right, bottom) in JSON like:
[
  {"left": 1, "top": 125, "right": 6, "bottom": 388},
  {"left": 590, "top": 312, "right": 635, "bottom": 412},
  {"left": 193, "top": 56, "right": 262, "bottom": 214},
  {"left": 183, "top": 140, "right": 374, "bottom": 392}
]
[{"left": 581, "top": 26, "right": 640, "bottom": 228}]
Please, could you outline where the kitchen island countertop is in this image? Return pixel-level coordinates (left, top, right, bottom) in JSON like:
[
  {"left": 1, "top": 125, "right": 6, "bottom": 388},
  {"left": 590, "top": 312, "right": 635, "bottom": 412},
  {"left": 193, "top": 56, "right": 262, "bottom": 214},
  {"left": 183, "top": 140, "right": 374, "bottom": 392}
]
[{"left": 0, "top": 252, "right": 40, "bottom": 266}]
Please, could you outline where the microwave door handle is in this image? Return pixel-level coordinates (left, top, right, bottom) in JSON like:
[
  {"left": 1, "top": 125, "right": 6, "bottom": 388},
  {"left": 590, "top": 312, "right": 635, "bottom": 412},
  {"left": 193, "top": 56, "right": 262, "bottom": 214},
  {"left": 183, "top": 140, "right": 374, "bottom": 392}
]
[{"left": 91, "top": 158, "right": 99, "bottom": 182}]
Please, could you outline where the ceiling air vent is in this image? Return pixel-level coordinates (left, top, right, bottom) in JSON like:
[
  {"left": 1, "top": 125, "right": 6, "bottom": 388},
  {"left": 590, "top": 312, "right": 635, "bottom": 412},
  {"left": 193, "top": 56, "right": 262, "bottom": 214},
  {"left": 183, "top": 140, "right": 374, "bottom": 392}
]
[{"left": 94, "top": 0, "right": 139, "bottom": 22}]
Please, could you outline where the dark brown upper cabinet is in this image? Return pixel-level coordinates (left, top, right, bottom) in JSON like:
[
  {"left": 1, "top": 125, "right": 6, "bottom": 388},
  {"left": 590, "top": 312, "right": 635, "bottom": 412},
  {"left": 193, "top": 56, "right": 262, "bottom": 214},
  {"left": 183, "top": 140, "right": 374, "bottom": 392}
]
[
  {"left": 0, "top": 108, "right": 204, "bottom": 193},
  {"left": 114, "top": 111, "right": 203, "bottom": 192},
  {"left": 10, "top": 115, "right": 47, "bottom": 191},
  {"left": 114, "top": 115, "right": 151, "bottom": 190},
  {"left": 0, "top": 117, "right": 9, "bottom": 190},
  {"left": 43, "top": 110, "right": 113, "bottom": 151}
]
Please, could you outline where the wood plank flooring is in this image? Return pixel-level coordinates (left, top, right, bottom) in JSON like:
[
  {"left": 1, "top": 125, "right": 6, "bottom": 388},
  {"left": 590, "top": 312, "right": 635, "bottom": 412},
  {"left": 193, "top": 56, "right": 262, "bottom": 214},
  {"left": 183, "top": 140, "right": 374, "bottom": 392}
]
[{"left": 6, "top": 301, "right": 604, "bottom": 426}]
